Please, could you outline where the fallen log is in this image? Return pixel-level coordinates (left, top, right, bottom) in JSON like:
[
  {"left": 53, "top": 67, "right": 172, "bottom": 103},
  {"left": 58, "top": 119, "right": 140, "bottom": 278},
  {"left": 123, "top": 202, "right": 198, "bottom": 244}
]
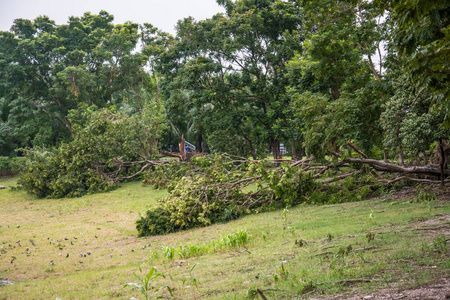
[{"left": 342, "top": 158, "right": 450, "bottom": 177}]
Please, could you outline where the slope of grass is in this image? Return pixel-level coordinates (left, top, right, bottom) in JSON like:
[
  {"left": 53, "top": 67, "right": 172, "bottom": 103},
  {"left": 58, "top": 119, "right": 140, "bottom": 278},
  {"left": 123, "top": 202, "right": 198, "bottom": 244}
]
[{"left": 0, "top": 177, "right": 448, "bottom": 299}]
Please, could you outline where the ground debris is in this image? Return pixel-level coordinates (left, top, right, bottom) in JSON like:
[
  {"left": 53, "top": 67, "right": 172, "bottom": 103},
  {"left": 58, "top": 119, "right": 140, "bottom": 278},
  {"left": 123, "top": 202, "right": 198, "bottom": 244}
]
[{"left": 0, "top": 279, "right": 13, "bottom": 287}]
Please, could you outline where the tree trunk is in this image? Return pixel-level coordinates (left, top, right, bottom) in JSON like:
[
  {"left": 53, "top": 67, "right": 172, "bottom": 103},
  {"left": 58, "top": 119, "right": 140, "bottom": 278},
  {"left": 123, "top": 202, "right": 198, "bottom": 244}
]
[
  {"left": 64, "top": 116, "right": 73, "bottom": 136},
  {"left": 439, "top": 139, "right": 447, "bottom": 187},
  {"left": 197, "top": 134, "right": 203, "bottom": 153},
  {"left": 179, "top": 135, "right": 186, "bottom": 161},
  {"left": 342, "top": 157, "right": 450, "bottom": 177},
  {"left": 298, "top": 138, "right": 304, "bottom": 160},
  {"left": 271, "top": 138, "right": 280, "bottom": 160},
  {"left": 243, "top": 135, "right": 257, "bottom": 160},
  {"left": 291, "top": 140, "right": 297, "bottom": 161}
]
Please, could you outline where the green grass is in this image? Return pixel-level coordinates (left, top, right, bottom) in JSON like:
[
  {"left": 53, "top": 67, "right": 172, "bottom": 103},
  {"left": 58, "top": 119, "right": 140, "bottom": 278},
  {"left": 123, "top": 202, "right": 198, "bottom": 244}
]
[{"left": 0, "top": 177, "right": 449, "bottom": 299}]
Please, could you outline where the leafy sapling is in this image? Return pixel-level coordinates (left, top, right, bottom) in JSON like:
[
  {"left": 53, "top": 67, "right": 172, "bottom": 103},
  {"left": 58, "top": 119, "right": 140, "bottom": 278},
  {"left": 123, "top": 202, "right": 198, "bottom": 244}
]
[{"left": 124, "top": 266, "right": 173, "bottom": 300}]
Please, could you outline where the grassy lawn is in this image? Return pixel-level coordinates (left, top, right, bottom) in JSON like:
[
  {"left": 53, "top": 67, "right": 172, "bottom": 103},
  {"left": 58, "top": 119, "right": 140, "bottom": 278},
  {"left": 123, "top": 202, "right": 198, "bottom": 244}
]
[{"left": 0, "top": 177, "right": 449, "bottom": 299}]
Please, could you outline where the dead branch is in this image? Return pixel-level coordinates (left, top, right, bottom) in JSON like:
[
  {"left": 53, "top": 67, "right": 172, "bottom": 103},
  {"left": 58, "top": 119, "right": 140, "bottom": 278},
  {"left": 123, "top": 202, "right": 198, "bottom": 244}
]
[
  {"left": 327, "top": 150, "right": 342, "bottom": 157},
  {"left": 346, "top": 140, "right": 368, "bottom": 158},
  {"left": 159, "top": 150, "right": 181, "bottom": 159},
  {"left": 314, "top": 251, "right": 335, "bottom": 256},
  {"left": 291, "top": 157, "right": 314, "bottom": 167},
  {"left": 412, "top": 225, "right": 449, "bottom": 231},
  {"left": 320, "top": 171, "right": 361, "bottom": 184},
  {"left": 117, "top": 163, "right": 152, "bottom": 181},
  {"left": 257, "top": 289, "right": 268, "bottom": 300},
  {"left": 352, "top": 246, "right": 379, "bottom": 252},
  {"left": 339, "top": 278, "right": 378, "bottom": 284},
  {"left": 314, "top": 161, "right": 348, "bottom": 178}
]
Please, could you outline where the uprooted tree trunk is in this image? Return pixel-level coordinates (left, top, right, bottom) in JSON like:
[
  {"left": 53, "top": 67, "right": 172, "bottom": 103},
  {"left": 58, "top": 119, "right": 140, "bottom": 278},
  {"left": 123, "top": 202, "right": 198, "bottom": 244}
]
[
  {"left": 342, "top": 158, "right": 450, "bottom": 178},
  {"left": 321, "top": 141, "right": 450, "bottom": 186}
]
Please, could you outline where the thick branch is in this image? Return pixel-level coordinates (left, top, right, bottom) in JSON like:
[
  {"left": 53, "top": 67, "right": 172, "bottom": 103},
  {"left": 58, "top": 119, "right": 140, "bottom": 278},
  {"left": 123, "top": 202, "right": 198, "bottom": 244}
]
[{"left": 343, "top": 158, "right": 450, "bottom": 177}]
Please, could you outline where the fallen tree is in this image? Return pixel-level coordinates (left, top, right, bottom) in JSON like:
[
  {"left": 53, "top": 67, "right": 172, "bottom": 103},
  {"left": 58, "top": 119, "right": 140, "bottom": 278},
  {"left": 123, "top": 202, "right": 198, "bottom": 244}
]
[
  {"left": 136, "top": 146, "right": 449, "bottom": 236},
  {"left": 136, "top": 154, "right": 317, "bottom": 236},
  {"left": 342, "top": 158, "right": 450, "bottom": 177}
]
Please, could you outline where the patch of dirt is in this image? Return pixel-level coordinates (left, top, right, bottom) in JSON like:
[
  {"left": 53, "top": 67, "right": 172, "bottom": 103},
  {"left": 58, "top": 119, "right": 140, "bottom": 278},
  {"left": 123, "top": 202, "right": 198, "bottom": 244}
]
[
  {"left": 390, "top": 187, "right": 450, "bottom": 202},
  {"left": 315, "top": 277, "right": 450, "bottom": 300},
  {"left": 406, "top": 214, "right": 450, "bottom": 240}
]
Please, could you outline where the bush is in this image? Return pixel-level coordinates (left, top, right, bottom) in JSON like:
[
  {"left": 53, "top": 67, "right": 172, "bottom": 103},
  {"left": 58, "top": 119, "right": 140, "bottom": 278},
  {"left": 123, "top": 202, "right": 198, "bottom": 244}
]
[{"left": 0, "top": 157, "right": 24, "bottom": 176}]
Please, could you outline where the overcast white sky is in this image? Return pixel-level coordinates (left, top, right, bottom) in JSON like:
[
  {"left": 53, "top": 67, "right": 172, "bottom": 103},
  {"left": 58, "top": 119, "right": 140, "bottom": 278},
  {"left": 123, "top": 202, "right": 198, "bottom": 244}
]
[{"left": 0, "top": 0, "right": 225, "bottom": 34}]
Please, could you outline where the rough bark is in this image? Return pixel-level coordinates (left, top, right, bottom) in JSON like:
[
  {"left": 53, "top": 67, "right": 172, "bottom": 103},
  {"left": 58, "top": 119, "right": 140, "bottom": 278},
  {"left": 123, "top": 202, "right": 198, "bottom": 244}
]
[
  {"left": 243, "top": 134, "right": 257, "bottom": 160},
  {"left": 179, "top": 135, "right": 186, "bottom": 161},
  {"left": 343, "top": 158, "right": 450, "bottom": 177},
  {"left": 271, "top": 138, "right": 281, "bottom": 160},
  {"left": 291, "top": 140, "right": 297, "bottom": 161}
]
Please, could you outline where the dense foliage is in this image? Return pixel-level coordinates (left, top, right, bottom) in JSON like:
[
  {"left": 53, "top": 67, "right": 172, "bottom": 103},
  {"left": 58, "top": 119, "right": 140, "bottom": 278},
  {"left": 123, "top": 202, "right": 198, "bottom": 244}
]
[
  {"left": 137, "top": 155, "right": 316, "bottom": 236},
  {"left": 18, "top": 98, "right": 165, "bottom": 198},
  {"left": 1, "top": 0, "right": 447, "bottom": 161}
]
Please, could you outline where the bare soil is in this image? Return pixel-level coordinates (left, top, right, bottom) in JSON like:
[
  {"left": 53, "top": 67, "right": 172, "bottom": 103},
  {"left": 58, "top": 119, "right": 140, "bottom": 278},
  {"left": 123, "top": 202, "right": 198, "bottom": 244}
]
[{"left": 316, "top": 277, "right": 450, "bottom": 300}]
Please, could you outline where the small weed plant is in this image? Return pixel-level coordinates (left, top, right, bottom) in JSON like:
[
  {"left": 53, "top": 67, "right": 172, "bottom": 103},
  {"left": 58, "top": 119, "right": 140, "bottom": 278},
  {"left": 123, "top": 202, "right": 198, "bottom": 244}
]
[
  {"left": 431, "top": 235, "right": 448, "bottom": 255},
  {"left": 124, "top": 266, "right": 172, "bottom": 300},
  {"left": 181, "top": 264, "right": 198, "bottom": 295}
]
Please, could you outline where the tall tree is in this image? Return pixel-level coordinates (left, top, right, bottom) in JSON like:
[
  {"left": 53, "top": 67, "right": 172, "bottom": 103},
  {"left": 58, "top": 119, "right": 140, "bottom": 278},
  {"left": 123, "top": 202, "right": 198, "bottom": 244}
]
[
  {"left": 159, "top": 0, "right": 303, "bottom": 159},
  {"left": 287, "top": 0, "right": 387, "bottom": 158},
  {"left": 381, "top": 0, "right": 449, "bottom": 126},
  {"left": 0, "top": 12, "right": 160, "bottom": 155}
]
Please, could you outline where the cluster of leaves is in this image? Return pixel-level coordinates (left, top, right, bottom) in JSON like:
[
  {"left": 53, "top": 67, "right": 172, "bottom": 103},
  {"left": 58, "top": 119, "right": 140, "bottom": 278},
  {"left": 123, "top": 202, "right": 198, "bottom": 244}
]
[
  {"left": 18, "top": 146, "right": 113, "bottom": 198},
  {"left": 124, "top": 266, "right": 172, "bottom": 300},
  {"left": 18, "top": 99, "right": 165, "bottom": 198},
  {"left": 2, "top": 0, "right": 448, "bottom": 173},
  {"left": 142, "top": 160, "right": 197, "bottom": 190},
  {"left": 0, "top": 157, "right": 24, "bottom": 176},
  {"left": 136, "top": 155, "right": 316, "bottom": 236},
  {"left": 380, "top": 75, "right": 449, "bottom": 161}
]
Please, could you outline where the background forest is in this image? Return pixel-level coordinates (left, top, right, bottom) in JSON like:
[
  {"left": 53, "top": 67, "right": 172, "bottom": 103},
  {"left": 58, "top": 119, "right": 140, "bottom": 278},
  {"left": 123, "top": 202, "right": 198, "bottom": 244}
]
[{"left": 0, "top": 0, "right": 448, "bottom": 199}]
